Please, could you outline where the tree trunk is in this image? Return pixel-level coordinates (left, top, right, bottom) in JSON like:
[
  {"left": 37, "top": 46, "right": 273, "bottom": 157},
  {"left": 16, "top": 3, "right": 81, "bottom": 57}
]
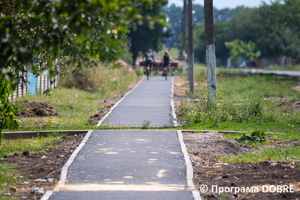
[
  {"left": 204, "top": 0, "right": 217, "bottom": 103},
  {"left": 188, "top": 0, "right": 194, "bottom": 93},
  {"left": 182, "top": 0, "right": 187, "bottom": 73},
  {"left": 132, "top": 51, "right": 138, "bottom": 67}
]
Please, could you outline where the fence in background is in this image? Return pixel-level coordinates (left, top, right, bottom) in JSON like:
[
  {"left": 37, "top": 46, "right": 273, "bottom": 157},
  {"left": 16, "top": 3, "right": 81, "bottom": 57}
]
[{"left": 9, "top": 72, "right": 60, "bottom": 101}]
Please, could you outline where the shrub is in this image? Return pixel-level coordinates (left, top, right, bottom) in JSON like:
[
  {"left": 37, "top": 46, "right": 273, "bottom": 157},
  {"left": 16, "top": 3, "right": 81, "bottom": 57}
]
[
  {"left": 61, "top": 58, "right": 137, "bottom": 96},
  {"left": 238, "top": 130, "right": 267, "bottom": 144}
]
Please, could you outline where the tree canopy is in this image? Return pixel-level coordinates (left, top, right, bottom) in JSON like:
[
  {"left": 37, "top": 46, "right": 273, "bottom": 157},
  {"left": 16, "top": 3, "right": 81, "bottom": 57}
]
[
  {"left": 163, "top": 3, "right": 246, "bottom": 48},
  {"left": 0, "top": 0, "right": 168, "bottom": 145},
  {"left": 163, "top": 0, "right": 300, "bottom": 63},
  {"left": 128, "top": 3, "right": 170, "bottom": 65},
  {"left": 225, "top": 40, "right": 261, "bottom": 61}
]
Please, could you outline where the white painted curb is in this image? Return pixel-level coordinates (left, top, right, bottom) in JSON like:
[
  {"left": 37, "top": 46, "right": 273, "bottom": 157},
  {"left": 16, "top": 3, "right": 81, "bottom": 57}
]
[
  {"left": 171, "top": 77, "right": 178, "bottom": 127},
  {"left": 41, "top": 130, "right": 93, "bottom": 200},
  {"left": 177, "top": 130, "right": 202, "bottom": 200},
  {"left": 96, "top": 77, "right": 145, "bottom": 127}
]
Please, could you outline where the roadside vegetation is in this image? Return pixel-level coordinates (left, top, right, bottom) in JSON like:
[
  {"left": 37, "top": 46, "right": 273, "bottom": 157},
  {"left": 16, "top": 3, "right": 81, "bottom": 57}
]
[
  {"left": 0, "top": 163, "right": 22, "bottom": 200},
  {"left": 263, "top": 64, "right": 300, "bottom": 71},
  {"left": 0, "top": 133, "right": 67, "bottom": 199},
  {"left": 220, "top": 130, "right": 300, "bottom": 163},
  {"left": 180, "top": 67, "right": 300, "bottom": 133},
  {"left": 0, "top": 133, "right": 64, "bottom": 156},
  {"left": 220, "top": 146, "right": 300, "bottom": 163},
  {"left": 178, "top": 66, "right": 300, "bottom": 164},
  {"left": 10, "top": 60, "right": 140, "bottom": 131}
]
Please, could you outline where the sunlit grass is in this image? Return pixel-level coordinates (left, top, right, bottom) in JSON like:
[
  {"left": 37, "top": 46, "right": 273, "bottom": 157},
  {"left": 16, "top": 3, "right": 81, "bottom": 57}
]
[
  {"left": 180, "top": 68, "right": 300, "bottom": 137},
  {"left": 263, "top": 64, "right": 300, "bottom": 71},
  {"left": 0, "top": 164, "right": 23, "bottom": 200},
  {"left": 0, "top": 133, "right": 64, "bottom": 155},
  {"left": 220, "top": 146, "right": 300, "bottom": 163},
  {"left": 12, "top": 61, "right": 140, "bottom": 130}
]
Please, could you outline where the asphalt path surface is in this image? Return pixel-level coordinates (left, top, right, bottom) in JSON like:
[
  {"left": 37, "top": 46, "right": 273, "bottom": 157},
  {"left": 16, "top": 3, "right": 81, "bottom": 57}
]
[
  {"left": 101, "top": 76, "right": 174, "bottom": 127},
  {"left": 49, "top": 130, "right": 193, "bottom": 200}
]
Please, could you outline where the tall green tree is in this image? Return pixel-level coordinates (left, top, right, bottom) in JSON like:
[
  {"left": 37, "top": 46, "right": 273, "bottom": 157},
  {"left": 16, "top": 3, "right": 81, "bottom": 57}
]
[
  {"left": 194, "top": 21, "right": 232, "bottom": 62},
  {"left": 225, "top": 39, "right": 261, "bottom": 61},
  {"left": 128, "top": 3, "right": 170, "bottom": 65},
  {"left": 0, "top": 0, "right": 168, "bottom": 146}
]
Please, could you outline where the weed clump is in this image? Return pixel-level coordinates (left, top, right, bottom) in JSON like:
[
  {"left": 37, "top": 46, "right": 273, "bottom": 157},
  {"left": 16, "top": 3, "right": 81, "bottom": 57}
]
[
  {"left": 61, "top": 58, "right": 137, "bottom": 95},
  {"left": 180, "top": 88, "right": 264, "bottom": 127},
  {"left": 238, "top": 130, "right": 267, "bottom": 144}
]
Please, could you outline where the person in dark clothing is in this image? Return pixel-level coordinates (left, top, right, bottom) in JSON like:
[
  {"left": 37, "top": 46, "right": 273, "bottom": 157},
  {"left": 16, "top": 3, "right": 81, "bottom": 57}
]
[
  {"left": 143, "top": 49, "right": 155, "bottom": 75},
  {"left": 162, "top": 51, "right": 172, "bottom": 75}
]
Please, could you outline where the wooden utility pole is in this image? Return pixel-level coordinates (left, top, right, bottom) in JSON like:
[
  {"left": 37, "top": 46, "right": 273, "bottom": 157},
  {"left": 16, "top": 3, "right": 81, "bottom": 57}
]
[
  {"left": 204, "top": 0, "right": 217, "bottom": 102},
  {"left": 182, "top": 0, "right": 187, "bottom": 73},
  {"left": 188, "top": 0, "right": 194, "bottom": 93}
]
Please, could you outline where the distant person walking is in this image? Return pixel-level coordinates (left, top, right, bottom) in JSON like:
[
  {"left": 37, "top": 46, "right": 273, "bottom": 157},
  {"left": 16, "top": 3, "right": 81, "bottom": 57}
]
[
  {"left": 143, "top": 49, "right": 155, "bottom": 75},
  {"left": 162, "top": 51, "right": 172, "bottom": 75}
]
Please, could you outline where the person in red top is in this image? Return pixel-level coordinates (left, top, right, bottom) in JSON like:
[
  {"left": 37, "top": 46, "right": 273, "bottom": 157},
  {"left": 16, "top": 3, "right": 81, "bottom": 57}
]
[{"left": 143, "top": 49, "right": 156, "bottom": 75}]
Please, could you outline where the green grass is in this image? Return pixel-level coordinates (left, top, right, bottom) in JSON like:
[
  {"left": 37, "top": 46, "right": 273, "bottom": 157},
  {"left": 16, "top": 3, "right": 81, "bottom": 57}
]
[
  {"left": 14, "top": 88, "right": 107, "bottom": 129},
  {"left": 0, "top": 164, "right": 22, "bottom": 200},
  {"left": 0, "top": 133, "right": 64, "bottom": 155},
  {"left": 263, "top": 64, "right": 300, "bottom": 71},
  {"left": 185, "top": 121, "right": 300, "bottom": 135},
  {"left": 0, "top": 133, "right": 65, "bottom": 199},
  {"left": 180, "top": 67, "right": 300, "bottom": 167},
  {"left": 220, "top": 146, "right": 300, "bottom": 163},
  {"left": 220, "top": 129, "right": 300, "bottom": 142},
  {"left": 180, "top": 68, "right": 300, "bottom": 134},
  {"left": 11, "top": 60, "right": 140, "bottom": 130},
  {"left": 193, "top": 68, "right": 299, "bottom": 99},
  {"left": 180, "top": 67, "right": 300, "bottom": 164}
]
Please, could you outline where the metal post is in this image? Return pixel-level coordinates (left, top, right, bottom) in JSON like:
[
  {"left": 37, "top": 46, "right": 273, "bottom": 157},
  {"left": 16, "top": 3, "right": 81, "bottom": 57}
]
[
  {"left": 188, "top": 0, "right": 194, "bottom": 93},
  {"left": 182, "top": 0, "right": 187, "bottom": 73},
  {"left": 204, "top": 0, "right": 217, "bottom": 102}
]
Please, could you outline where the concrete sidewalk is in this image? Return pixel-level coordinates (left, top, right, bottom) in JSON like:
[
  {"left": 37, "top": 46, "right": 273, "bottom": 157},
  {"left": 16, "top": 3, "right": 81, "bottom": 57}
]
[
  {"left": 101, "top": 76, "right": 174, "bottom": 127},
  {"left": 48, "top": 130, "right": 194, "bottom": 200}
]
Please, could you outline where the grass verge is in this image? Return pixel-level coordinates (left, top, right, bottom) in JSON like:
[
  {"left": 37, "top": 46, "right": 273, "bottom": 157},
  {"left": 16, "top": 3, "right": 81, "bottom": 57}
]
[
  {"left": 0, "top": 163, "right": 22, "bottom": 200},
  {"left": 179, "top": 68, "right": 300, "bottom": 134},
  {"left": 179, "top": 67, "right": 300, "bottom": 164},
  {"left": 12, "top": 59, "right": 140, "bottom": 131},
  {"left": 220, "top": 146, "right": 300, "bottom": 163},
  {"left": 0, "top": 133, "right": 66, "bottom": 199},
  {"left": 0, "top": 133, "right": 64, "bottom": 155}
]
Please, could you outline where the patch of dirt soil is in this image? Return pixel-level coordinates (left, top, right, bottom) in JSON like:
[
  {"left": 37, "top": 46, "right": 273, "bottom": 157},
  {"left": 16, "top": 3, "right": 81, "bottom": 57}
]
[
  {"left": 174, "top": 76, "right": 206, "bottom": 97},
  {"left": 183, "top": 131, "right": 251, "bottom": 167},
  {"left": 292, "top": 85, "right": 300, "bottom": 92},
  {"left": 15, "top": 100, "right": 60, "bottom": 117},
  {"left": 88, "top": 80, "right": 141, "bottom": 125},
  {"left": 183, "top": 131, "right": 300, "bottom": 199},
  {"left": 261, "top": 138, "right": 300, "bottom": 149},
  {"left": 0, "top": 133, "right": 85, "bottom": 200},
  {"left": 277, "top": 98, "right": 300, "bottom": 112}
]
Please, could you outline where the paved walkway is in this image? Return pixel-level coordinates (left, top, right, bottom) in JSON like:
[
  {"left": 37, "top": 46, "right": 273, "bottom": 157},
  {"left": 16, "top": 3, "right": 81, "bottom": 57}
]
[
  {"left": 101, "top": 76, "right": 174, "bottom": 127},
  {"left": 46, "top": 77, "right": 196, "bottom": 200},
  {"left": 49, "top": 130, "right": 193, "bottom": 200}
]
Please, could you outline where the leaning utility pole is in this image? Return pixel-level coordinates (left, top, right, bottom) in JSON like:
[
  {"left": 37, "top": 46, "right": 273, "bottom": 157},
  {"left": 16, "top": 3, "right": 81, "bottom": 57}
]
[
  {"left": 204, "top": 0, "right": 217, "bottom": 103},
  {"left": 188, "top": 0, "right": 194, "bottom": 93},
  {"left": 182, "top": 0, "right": 187, "bottom": 73}
]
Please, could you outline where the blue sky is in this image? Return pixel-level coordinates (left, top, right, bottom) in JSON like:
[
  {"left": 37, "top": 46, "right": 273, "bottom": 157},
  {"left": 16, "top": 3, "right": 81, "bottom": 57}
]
[{"left": 168, "top": 0, "right": 271, "bottom": 9}]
